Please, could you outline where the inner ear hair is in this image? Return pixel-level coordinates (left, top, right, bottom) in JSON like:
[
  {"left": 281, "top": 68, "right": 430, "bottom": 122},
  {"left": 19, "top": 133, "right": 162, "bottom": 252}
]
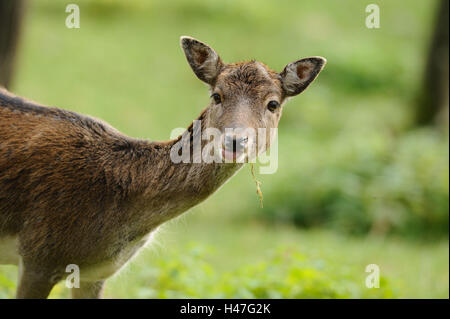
[
  {"left": 280, "top": 57, "right": 326, "bottom": 96},
  {"left": 180, "top": 36, "right": 223, "bottom": 85}
]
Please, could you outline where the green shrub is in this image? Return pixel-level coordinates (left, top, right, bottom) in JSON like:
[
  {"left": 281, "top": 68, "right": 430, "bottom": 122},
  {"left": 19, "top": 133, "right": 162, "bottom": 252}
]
[
  {"left": 130, "top": 243, "right": 394, "bottom": 299},
  {"left": 259, "top": 128, "right": 449, "bottom": 238},
  {"left": 0, "top": 267, "right": 16, "bottom": 299}
]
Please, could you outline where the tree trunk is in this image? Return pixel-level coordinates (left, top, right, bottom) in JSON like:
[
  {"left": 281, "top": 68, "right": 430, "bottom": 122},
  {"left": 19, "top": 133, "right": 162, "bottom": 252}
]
[
  {"left": 416, "top": 0, "right": 449, "bottom": 127},
  {"left": 0, "top": 0, "right": 25, "bottom": 89}
]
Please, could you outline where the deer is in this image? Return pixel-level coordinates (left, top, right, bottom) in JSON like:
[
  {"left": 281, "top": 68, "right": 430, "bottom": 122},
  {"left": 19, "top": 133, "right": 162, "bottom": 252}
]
[{"left": 0, "top": 36, "right": 326, "bottom": 298}]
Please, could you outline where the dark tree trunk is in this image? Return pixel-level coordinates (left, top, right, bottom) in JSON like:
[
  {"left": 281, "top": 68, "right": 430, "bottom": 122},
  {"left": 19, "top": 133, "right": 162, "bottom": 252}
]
[
  {"left": 416, "top": 0, "right": 449, "bottom": 127},
  {"left": 0, "top": 0, "right": 25, "bottom": 89}
]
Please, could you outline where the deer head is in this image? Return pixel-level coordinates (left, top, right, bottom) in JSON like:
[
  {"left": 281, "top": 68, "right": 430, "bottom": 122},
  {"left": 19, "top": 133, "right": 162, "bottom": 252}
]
[{"left": 180, "top": 36, "right": 326, "bottom": 163}]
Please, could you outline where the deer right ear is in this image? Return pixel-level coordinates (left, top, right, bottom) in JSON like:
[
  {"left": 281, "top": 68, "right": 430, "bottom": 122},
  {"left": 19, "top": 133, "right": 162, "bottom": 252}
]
[
  {"left": 180, "top": 36, "right": 222, "bottom": 85},
  {"left": 279, "top": 57, "right": 326, "bottom": 97}
]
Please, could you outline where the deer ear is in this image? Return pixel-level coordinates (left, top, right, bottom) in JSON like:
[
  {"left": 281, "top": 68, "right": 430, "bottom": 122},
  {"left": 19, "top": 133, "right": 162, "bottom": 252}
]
[
  {"left": 279, "top": 57, "right": 326, "bottom": 96},
  {"left": 180, "top": 36, "right": 223, "bottom": 85}
]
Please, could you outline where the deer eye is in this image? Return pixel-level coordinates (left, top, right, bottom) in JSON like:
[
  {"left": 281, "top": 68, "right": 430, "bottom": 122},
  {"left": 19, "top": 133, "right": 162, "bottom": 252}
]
[
  {"left": 267, "top": 100, "right": 280, "bottom": 112},
  {"left": 211, "top": 93, "right": 222, "bottom": 104}
]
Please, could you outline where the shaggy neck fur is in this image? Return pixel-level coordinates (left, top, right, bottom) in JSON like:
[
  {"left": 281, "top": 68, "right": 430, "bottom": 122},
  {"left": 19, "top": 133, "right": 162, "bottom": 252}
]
[{"left": 110, "top": 108, "right": 243, "bottom": 237}]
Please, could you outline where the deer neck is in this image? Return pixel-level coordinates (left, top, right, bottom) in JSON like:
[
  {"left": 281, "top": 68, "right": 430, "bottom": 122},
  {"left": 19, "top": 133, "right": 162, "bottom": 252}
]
[{"left": 125, "top": 109, "right": 244, "bottom": 230}]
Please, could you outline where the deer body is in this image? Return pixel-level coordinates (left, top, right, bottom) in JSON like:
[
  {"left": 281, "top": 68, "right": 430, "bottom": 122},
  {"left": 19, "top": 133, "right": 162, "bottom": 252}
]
[
  {"left": 0, "top": 36, "right": 325, "bottom": 298},
  {"left": 0, "top": 92, "right": 241, "bottom": 293}
]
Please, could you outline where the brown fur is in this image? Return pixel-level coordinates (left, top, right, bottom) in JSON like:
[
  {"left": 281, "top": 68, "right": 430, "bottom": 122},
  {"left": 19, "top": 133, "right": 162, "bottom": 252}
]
[{"left": 0, "top": 36, "right": 325, "bottom": 298}]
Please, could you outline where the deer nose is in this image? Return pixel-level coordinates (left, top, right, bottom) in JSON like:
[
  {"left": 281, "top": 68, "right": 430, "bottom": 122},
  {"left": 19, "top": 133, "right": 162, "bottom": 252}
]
[{"left": 224, "top": 134, "right": 248, "bottom": 153}]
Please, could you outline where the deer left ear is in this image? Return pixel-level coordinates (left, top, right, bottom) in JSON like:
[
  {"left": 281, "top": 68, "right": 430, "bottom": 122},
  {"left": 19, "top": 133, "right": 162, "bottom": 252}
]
[
  {"left": 180, "top": 36, "right": 223, "bottom": 85},
  {"left": 279, "top": 57, "right": 326, "bottom": 96}
]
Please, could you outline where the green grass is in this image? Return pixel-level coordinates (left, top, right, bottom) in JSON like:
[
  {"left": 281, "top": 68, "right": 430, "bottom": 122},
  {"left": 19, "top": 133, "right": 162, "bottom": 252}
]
[
  {"left": 104, "top": 218, "right": 448, "bottom": 298},
  {"left": 1, "top": 219, "right": 448, "bottom": 298},
  {"left": 0, "top": 0, "right": 448, "bottom": 299}
]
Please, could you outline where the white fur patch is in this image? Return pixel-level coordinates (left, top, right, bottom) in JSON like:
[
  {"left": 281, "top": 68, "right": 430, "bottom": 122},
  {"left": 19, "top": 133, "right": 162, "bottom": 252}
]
[{"left": 80, "top": 228, "right": 159, "bottom": 281}]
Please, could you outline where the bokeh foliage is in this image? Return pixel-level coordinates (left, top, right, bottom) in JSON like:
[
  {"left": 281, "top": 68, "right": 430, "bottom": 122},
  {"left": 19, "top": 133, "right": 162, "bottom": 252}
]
[
  {"left": 0, "top": 0, "right": 447, "bottom": 298},
  {"left": 15, "top": 0, "right": 447, "bottom": 238}
]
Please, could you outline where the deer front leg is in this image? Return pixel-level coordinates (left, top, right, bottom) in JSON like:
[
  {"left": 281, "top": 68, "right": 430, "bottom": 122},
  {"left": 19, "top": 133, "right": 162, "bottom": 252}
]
[
  {"left": 16, "top": 259, "right": 56, "bottom": 299},
  {"left": 71, "top": 280, "right": 105, "bottom": 299}
]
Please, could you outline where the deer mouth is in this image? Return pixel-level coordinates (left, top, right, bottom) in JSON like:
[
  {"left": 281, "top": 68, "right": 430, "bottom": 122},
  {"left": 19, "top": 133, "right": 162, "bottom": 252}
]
[
  {"left": 221, "top": 135, "right": 248, "bottom": 162},
  {"left": 222, "top": 148, "right": 241, "bottom": 161}
]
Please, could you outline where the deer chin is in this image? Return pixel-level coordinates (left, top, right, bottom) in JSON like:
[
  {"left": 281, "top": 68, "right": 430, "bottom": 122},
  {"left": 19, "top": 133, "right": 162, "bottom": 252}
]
[{"left": 220, "top": 147, "right": 247, "bottom": 163}]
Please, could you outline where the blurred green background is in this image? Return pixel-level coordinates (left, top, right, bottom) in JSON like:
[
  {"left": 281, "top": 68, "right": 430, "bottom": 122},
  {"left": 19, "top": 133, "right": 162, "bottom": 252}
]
[{"left": 0, "top": 0, "right": 448, "bottom": 298}]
